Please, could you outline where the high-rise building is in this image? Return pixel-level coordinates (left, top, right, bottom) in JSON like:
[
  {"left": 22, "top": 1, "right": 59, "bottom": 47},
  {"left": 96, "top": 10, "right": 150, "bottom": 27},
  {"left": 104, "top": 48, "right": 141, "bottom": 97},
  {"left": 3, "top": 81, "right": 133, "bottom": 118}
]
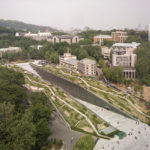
[{"left": 148, "top": 24, "right": 150, "bottom": 42}]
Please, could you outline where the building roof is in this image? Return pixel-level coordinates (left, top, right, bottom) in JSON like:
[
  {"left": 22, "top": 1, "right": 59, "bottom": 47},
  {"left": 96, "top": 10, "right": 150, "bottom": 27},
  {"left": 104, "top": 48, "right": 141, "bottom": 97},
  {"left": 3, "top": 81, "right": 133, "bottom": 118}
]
[
  {"left": 0, "top": 47, "right": 21, "bottom": 52},
  {"left": 80, "top": 58, "right": 96, "bottom": 64},
  {"left": 57, "top": 35, "right": 74, "bottom": 39},
  {"left": 112, "top": 42, "right": 140, "bottom": 48},
  {"left": 64, "top": 58, "right": 79, "bottom": 65},
  {"left": 94, "top": 35, "right": 112, "bottom": 39},
  {"left": 101, "top": 126, "right": 117, "bottom": 135}
]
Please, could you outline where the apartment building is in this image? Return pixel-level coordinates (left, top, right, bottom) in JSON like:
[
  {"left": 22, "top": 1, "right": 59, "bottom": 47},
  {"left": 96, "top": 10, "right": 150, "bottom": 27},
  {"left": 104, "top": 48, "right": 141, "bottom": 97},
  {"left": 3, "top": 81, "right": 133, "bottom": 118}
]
[
  {"left": 59, "top": 52, "right": 78, "bottom": 69},
  {"left": 0, "top": 47, "right": 22, "bottom": 57},
  {"left": 78, "top": 58, "right": 96, "bottom": 76},
  {"left": 111, "top": 42, "right": 140, "bottom": 79},
  {"left": 93, "top": 31, "right": 128, "bottom": 44}
]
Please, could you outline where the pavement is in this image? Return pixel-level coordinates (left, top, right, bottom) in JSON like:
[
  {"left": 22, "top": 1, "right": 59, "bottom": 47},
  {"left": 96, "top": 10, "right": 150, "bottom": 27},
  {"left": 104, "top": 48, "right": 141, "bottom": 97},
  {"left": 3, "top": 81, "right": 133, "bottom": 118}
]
[
  {"left": 75, "top": 99, "right": 150, "bottom": 150},
  {"left": 49, "top": 110, "right": 86, "bottom": 150}
]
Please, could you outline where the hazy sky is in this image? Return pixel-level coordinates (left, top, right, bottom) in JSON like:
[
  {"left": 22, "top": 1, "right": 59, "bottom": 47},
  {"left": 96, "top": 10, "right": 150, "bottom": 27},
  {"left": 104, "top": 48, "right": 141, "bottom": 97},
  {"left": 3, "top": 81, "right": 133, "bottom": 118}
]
[{"left": 0, "top": 0, "right": 150, "bottom": 30}]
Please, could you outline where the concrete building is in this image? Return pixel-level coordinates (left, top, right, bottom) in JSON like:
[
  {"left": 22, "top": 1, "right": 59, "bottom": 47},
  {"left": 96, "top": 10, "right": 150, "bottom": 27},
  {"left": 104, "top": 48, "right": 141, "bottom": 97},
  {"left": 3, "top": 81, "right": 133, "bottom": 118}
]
[
  {"left": 111, "top": 31, "right": 128, "bottom": 43},
  {"left": 148, "top": 24, "right": 150, "bottom": 42},
  {"left": 16, "top": 31, "right": 84, "bottom": 44},
  {"left": 93, "top": 35, "right": 112, "bottom": 45},
  {"left": 24, "top": 31, "right": 52, "bottom": 41},
  {"left": 59, "top": 52, "right": 78, "bottom": 69},
  {"left": 101, "top": 47, "right": 111, "bottom": 59},
  {"left": 47, "top": 35, "right": 84, "bottom": 44},
  {"left": 111, "top": 42, "right": 140, "bottom": 79},
  {"left": 30, "top": 45, "right": 43, "bottom": 50},
  {"left": 0, "top": 47, "right": 22, "bottom": 57},
  {"left": 78, "top": 58, "right": 96, "bottom": 76},
  {"left": 93, "top": 31, "right": 128, "bottom": 44}
]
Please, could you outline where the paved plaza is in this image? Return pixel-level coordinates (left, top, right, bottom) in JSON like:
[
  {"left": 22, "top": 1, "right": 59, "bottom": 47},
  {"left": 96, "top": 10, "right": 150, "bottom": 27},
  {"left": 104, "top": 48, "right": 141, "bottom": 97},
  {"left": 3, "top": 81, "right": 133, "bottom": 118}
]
[{"left": 76, "top": 99, "right": 150, "bottom": 150}]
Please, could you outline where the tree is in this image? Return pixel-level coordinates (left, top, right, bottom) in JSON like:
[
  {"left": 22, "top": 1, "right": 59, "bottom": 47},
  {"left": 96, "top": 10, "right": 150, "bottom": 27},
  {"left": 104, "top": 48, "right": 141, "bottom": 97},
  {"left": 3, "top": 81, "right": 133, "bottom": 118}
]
[
  {"left": 0, "top": 83, "right": 26, "bottom": 112},
  {"left": 78, "top": 49, "right": 88, "bottom": 60},
  {"left": 10, "top": 112, "right": 35, "bottom": 150},
  {"left": 34, "top": 119, "right": 51, "bottom": 149},
  {"left": 98, "top": 59, "right": 104, "bottom": 68},
  {"left": 50, "top": 52, "right": 59, "bottom": 64},
  {"left": 103, "top": 39, "right": 114, "bottom": 47},
  {"left": 103, "top": 66, "right": 124, "bottom": 83},
  {"left": 0, "top": 67, "right": 25, "bottom": 85},
  {"left": 135, "top": 42, "right": 150, "bottom": 86},
  {"left": 73, "top": 135, "right": 95, "bottom": 150},
  {"left": 0, "top": 103, "right": 35, "bottom": 150}
]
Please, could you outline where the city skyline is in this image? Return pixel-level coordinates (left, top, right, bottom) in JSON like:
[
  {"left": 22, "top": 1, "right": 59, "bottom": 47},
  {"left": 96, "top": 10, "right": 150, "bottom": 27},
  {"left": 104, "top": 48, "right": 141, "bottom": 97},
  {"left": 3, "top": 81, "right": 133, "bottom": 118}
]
[{"left": 0, "top": 0, "right": 150, "bottom": 30}]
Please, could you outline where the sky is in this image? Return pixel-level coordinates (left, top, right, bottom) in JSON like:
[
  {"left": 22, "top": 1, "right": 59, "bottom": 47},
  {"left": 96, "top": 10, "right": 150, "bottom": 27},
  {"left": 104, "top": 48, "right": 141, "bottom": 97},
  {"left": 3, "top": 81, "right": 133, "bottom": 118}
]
[{"left": 0, "top": 0, "right": 150, "bottom": 30}]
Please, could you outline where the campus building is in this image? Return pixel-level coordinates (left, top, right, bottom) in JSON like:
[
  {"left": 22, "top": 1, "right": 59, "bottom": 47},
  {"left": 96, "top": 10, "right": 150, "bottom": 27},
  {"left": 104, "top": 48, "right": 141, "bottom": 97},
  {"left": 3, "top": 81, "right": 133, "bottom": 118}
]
[
  {"left": 101, "top": 47, "right": 111, "bottom": 59},
  {"left": 78, "top": 58, "right": 96, "bottom": 76},
  {"left": 59, "top": 52, "right": 78, "bottom": 69},
  {"left": 93, "top": 31, "right": 128, "bottom": 44},
  {"left": 111, "top": 31, "right": 128, "bottom": 43},
  {"left": 93, "top": 35, "right": 112, "bottom": 44},
  {"left": 111, "top": 42, "right": 140, "bottom": 79},
  {"left": 47, "top": 35, "right": 84, "bottom": 44},
  {"left": 16, "top": 31, "right": 52, "bottom": 41},
  {"left": 0, "top": 47, "right": 22, "bottom": 57},
  {"left": 16, "top": 31, "right": 84, "bottom": 44}
]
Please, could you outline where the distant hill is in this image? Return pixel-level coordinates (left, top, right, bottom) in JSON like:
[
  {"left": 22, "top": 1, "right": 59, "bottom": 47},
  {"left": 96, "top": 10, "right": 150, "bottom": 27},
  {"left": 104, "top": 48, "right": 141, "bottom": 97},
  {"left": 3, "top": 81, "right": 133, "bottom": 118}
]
[{"left": 0, "top": 19, "right": 58, "bottom": 33}]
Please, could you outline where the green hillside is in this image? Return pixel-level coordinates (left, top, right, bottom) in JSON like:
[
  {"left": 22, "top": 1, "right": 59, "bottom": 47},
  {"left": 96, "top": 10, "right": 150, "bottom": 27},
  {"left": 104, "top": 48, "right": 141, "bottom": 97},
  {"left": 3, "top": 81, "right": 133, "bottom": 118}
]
[{"left": 0, "top": 19, "right": 58, "bottom": 32}]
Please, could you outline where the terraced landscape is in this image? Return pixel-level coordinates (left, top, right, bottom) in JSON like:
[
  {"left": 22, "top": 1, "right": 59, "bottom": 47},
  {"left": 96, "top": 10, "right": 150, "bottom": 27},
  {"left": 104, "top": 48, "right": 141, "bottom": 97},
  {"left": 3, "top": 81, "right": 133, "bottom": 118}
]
[
  {"left": 11, "top": 64, "right": 111, "bottom": 138},
  {"left": 10, "top": 62, "right": 150, "bottom": 150},
  {"left": 39, "top": 64, "right": 150, "bottom": 124}
]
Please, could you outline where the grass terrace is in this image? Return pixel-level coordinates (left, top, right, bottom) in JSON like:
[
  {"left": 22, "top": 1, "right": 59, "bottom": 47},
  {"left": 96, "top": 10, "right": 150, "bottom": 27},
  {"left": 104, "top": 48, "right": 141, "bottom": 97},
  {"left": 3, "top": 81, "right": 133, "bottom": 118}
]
[{"left": 41, "top": 64, "right": 150, "bottom": 124}]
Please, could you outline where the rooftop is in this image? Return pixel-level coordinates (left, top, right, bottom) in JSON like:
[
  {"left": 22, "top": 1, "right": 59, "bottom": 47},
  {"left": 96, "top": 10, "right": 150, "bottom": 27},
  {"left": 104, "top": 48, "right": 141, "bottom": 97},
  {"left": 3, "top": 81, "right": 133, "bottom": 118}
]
[
  {"left": 80, "top": 58, "right": 96, "bottom": 64},
  {"left": 0, "top": 47, "right": 21, "bottom": 52},
  {"left": 112, "top": 42, "right": 140, "bottom": 48},
  {"left": 65, "top": 58, "right": 79, "bottom": 65},
  {"left": 94, "top": 35, "right": 112, "bottom": 39}
]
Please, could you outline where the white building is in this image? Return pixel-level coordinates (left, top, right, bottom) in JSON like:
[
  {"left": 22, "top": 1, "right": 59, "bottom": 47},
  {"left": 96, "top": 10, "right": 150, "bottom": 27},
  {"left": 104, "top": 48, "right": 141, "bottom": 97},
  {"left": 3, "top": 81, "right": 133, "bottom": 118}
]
[
  {"left": 16, "top": 31, "right": 84, "bottom": 44},
  {"left": 148, "top": 24, "right": 150, "bottom": 42},
  {"left": 78, "top": 58, "right": 96, "bottom": 76},
  {"left": 101, "top": 47, "right": 111, "bottom": 59},
  {"left": 0, "top": 47, "right": 22, "bottom": 57},
  {"left": 111, "top": 42, "right": 140, "bottom": 79},
  {"left": 59, "top": 52, "right": 78, "bottom": 69},
  {"left": 24, "top": 31, "right": 52, "bottom": 41},
  {"left": 47, "top": 35, "right": 84, "bottom": 44},
  {"left": 30, "top": 45, "right": 43, "bottom": 50},
  {"left": 93, "top": 35, "right": 112, "bottom": 45}
]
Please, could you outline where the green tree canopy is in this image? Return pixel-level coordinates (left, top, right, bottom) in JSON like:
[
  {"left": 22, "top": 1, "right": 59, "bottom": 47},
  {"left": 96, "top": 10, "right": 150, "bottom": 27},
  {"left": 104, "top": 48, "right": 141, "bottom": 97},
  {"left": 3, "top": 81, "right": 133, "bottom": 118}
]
[{"left": 73, "top": 135, "right": 95, "bottom": 150}]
